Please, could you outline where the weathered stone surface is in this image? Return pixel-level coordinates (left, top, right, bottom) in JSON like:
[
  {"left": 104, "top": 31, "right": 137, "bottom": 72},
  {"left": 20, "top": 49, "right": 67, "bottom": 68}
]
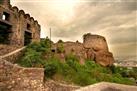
[
  {"left": 45, "top": 80, "right": 80, "bottom": 91},
  {"left": 0, "top": 58, "right": 80, "bottom": 91},
  {"left": 86, "top": 48, "right": 95, "bottom": 61},
  {"left": 75, "top": 82, "right": 137, "bottom": 91},
  {"left": 0, "top": 44, "right": 20, "bottom": 56},
  {"left": 95, "top": 51, "right": 114, "bottom": 66},
  {"left": 0, "top": 0, "right": 40, "bottom": 46},
  {"left": 63, "top": 42, "right": 84, "bottom": 55},
  {"left": 53, "top": 34, "right": 114, "bottom": 66},
  {"left": 0, "top": 59, "right": 47, "bottom": 91},
  {"left": 83, "top": 34, "right": 108, "bottom": 51},
  {"left": 0, "top": 46, "right": 25, "bottom": 63}
]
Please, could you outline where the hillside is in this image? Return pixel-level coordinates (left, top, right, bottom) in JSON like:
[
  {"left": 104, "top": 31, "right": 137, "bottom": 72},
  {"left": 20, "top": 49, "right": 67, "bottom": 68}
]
[{"left": 16, "top": 37, "right": 137, "bottom": 86}]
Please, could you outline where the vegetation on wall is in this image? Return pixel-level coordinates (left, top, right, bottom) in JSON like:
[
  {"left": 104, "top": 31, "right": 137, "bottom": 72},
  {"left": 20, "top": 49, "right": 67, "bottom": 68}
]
[
  {"left": 16, "top": 38, "right": 137, "bottom": 86},
  {"left": 57, "top": 40, "right": 65, "bottom": 53}
]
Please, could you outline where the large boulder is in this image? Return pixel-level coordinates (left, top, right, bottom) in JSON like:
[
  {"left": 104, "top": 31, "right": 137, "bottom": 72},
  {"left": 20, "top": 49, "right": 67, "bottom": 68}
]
[{"left": 94, "top": 51, "right": 114, "bottom": 66}]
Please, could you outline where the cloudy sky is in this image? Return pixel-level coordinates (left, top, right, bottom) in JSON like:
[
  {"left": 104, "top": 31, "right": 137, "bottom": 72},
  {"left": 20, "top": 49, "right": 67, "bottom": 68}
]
[{"left": 11, "top": 0, "right": 137, "bottom": 58}]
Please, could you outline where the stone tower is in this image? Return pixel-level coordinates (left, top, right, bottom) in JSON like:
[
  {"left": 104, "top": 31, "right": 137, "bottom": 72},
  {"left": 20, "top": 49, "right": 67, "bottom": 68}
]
[{"left": 0, "top": 0, "right": 10, "bottom": 8}]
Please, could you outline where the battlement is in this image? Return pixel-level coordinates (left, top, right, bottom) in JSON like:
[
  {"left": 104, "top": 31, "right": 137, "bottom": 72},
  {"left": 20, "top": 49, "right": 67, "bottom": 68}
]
[
  {"left": 0, "top": 0, "right": 41, "bottom": 46},
  {"left": 0, "top": 0, "right": 10, "bottom": 8},
  {"left": 11, "top": 6, "right": 40, "bottom": 29}
]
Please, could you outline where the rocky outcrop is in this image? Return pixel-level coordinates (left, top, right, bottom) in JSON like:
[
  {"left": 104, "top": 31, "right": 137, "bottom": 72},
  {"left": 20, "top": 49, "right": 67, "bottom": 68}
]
[
  {"left": 83, "top": 34, "right": 108, "bottom": 51},
  {"left": 53, "top": 33, "right": 114, "bottom": 66},
  {"left": 83, "top": 33, "right": 114, "bottom": 66},
  {"left": 94, "top": 51, "right": 114, "bottom": 67}
]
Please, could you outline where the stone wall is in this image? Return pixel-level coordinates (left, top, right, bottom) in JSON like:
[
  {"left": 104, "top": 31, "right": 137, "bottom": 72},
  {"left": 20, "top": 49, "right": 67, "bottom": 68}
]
[
  {"left": 53, "top": 33, "right": 114, "bottom": 66},
  {"left": 0, "top": 47, "right": 25, "bottom": 63},
  {"left": 0, "top": 0, "right": 40, "bottom": 46},
  {"left": 0, "top": 59, "right": 80, "bottom": 91},
  {"left": 83, "top": 34, "right": 108, "bottom": 51},
  {"left": 75, "top": 82, "right": 137, "bottom": 91},
  {"left": 83, "top": 34, "right": 114, "bottom": 66},
  {"left": 0, "top": 44, "right": 20, "bottom": 56},
  {"left": 45, "top": 80, "right": 80, "bottom": 91},
  {"left": 0, "top": 44, "right": 81, "bottom": 91},
  {"left": 0, "top": 59, "right": 47, "bottom": 91}
]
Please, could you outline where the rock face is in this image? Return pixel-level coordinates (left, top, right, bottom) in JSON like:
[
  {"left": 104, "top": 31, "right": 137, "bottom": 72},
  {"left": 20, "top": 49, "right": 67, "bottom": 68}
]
[
  {"left": 83, "top": 34, "right": 108, "bottom": 51},
  {"left": 83, "top": 33, "right": 114, "bottom": 66},
  {"left": 94, "top": 51, "right": 114, "bottom": 66},
  {"left": 53, "top": 33, "right": 114, "bottom": 66}
]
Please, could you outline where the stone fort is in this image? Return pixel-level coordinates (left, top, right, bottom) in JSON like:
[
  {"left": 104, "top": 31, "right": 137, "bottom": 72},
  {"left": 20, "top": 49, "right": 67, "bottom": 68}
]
[
  {"left": 0, "top": 0, "right": 40, "bottom": 46},
  {"left": 0, "top": 1, "right": 137, "bottom": 91}
]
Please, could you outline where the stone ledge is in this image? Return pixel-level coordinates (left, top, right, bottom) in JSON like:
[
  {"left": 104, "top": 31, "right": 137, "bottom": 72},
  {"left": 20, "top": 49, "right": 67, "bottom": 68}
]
[{"left": 75, "top": 82, "right": 137, "bottom": 91}]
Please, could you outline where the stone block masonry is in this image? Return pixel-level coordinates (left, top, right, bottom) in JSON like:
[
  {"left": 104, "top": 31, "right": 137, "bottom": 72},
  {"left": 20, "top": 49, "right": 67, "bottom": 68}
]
[
  {"left": 0, "top": 0, "right": 40, "bottom": 46},
  {"left": 0, "top": 59, "right": 80, "bottom": 91},
  {"left": 0, "top": 59, "right": 48, "bottom": 91},
  {"left": 0, "top": 46, "right": 80, "bottom": 91},
  {"left": 0, "top": 47, "right": 26, "bottom": 63}
]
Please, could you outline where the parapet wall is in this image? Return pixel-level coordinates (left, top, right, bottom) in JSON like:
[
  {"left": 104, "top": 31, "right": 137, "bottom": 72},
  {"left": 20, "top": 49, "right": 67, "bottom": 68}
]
[
  {"left": 0, "top": 46, "right": 80, "bottom": 91},
  {"left": 0, "top": 59, "right": 46, "bottom": 91},
  {"left": 0, "top": 46, "right": 25, "bottom": 63},
  {"left": 75, "top": 82, "right": 137, "bottom": 91}
]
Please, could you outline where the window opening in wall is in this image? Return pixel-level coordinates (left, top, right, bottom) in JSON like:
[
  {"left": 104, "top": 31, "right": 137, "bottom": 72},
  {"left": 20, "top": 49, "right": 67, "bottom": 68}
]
[
  {"left": 2, "top": 12, "right": 10, "bottom": 21},
  {"left": 27, "top": 24, "right": 31, "bottom": 30},
  {"left": 0, "top": 22, "right": 12, "bottom": 44},
  {"left": 24, "top": 31, "right": 32, "bottom": 46}
]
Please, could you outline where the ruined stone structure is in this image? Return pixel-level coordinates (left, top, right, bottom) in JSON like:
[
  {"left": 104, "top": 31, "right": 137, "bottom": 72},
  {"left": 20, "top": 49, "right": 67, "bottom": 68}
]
[
  {"left": 83, "top": 34, "right": 114, "bottom": 66},
  {"left": 53, "top": 33, "right": 114, "bottom": 66},
  {"left": 0, "top": 42, "right": 80, "bottom": 91},
  {"left": 0, "top": 0, "right": 40, "bottom": 46}
]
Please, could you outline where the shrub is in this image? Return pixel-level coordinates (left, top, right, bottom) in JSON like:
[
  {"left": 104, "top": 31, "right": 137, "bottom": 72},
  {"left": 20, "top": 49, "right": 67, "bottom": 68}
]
[
  {"left": 73, "top": 71, "right": 97, "bottom": 86},
  {"left": 18, "top": 49, "right": 44, "bottom": 67},
  {"left": 65, "top": 53, "right": 79, "bottom": 62},
  {"left": 57, "top": 42, "right": 64, "bottom": 53},
  {"left": 44, "top": 63, "right": 57, "bottom": 78},
  {"left": 17, "top": 39, "right": 136, "bottom": 86}
]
